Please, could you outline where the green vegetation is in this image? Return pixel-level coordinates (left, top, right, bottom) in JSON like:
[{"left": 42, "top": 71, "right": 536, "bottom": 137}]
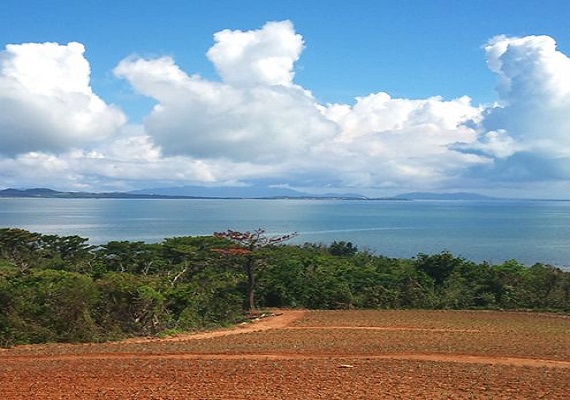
[{"left": 1, "top": 228, "right": 569, "bottom": 347}]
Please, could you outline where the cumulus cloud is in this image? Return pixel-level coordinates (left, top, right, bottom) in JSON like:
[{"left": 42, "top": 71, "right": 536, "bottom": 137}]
[
  {"left": 318, "top": 93, "right": 486, "bottom": 187},
  {"left": 0, "top": 41, "right": 125, "bottom": 156},
  {"left": 114, "top": 21, "right": 337, "bottom": 163},
  {"left": 0, "top": 129, "right": 274, "bottom": 191},
  {"left": 206, "top": 20, "right": 304, "bottom": 87},
  {"left": 460, "top": 35, "right": 570, "bottom": 183},
  {"left": 2, "top": 23, "right": 570, "bottom": 197},
  {"left": 113, "top": 20, "right": 488, "bottom": 191}
]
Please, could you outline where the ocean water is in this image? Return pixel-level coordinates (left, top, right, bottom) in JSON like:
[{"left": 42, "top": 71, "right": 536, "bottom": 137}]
[{"left": 1, "top": 198, "right": 570, "bottom": 268}]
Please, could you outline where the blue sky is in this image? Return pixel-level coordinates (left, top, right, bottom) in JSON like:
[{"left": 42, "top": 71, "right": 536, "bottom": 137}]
[{"left": 1, "top": 1, "right": 570, "bottom": 198}]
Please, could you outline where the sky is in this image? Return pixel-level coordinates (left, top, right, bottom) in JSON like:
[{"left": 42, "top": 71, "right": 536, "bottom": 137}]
[{"left": 1, "top": 1, "right": 570, "bottom": 198}]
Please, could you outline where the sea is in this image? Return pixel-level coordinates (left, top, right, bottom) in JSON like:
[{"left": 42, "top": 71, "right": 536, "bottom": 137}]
[{"left": 1, "top": 198, "right": 570, "bottom": 269}]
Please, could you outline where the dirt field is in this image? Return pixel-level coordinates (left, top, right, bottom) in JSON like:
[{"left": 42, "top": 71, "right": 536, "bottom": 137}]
[{"left": 1, "top": 309, "right": 569, "bottom": 399}]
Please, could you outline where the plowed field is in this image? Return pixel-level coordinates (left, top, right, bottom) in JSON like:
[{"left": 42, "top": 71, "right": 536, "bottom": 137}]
[{"left": 1, "top": 310, "right": 569, "bottom": 399}]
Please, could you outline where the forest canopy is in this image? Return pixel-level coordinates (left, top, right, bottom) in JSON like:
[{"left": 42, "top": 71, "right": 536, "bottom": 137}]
[{"left": 1, "top": 227, "right": 569, "bottom": 347}]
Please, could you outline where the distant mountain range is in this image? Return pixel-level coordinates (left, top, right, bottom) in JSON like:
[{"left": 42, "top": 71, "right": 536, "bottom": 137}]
[
  {"left": 128, "top": 185, "right": 368, "bottom": 199},
  {"left": 0, "top": 188, "right": 193, "bottom": 199},
  {"left": 0, "top": 187, "right": 500, "bottom": 201},
  {"left": 392, "top": 192, "right": 498, "bottom": 201},
  {"left": 0, "top": 187, "right": 368, "bottom": 200}
]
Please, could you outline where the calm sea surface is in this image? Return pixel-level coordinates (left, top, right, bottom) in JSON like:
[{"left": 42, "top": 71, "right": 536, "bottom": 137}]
[{"left": 1, "top": 198, "right": 570, "bottom": 268}]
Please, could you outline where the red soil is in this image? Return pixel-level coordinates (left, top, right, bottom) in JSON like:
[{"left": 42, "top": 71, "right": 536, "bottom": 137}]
[{"left": 1, "top": 309, "right": 569, "bottom": 399}]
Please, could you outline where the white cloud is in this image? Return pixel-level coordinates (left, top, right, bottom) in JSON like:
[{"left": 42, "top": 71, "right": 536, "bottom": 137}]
[
  {"left": 0, "top": 42, "right": 125, "bottom": 156},
  {"left": 113, "top": 21, "right": 488, "bottom": 192},
  {"left": 460, "top": 35, "right": 570, "bottom": 183},
  {"left": 206, "top": 20, "right": 304, "bottom": 87},
  {"left": 485, "top": 35, "right": 570, "bottom": 106},
  {"left": 317, "top": 93, "right": 485, "bottom": 188},
  {"left": 454, "top": 129, "right": 517, "bottom": 159},
  {"left": 2, "top": 25, "right": 570, "bottom": 198},
  {"left": 114, "top": 21, "right": 336, "bottom": 164}
]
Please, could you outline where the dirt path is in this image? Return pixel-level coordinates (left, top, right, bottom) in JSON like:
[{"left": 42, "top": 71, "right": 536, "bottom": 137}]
[
  {"left": 119, "top": 309, "right": 307, "bottom": 344},
  {"left": 4, "top": 351, "right": 570, "bottom": 369},
  {"left": 2, "top": 309, "right": 569, "bottom": 369},
  {"left": 286, "top": 326, "right": 483, "bottom": 333}
]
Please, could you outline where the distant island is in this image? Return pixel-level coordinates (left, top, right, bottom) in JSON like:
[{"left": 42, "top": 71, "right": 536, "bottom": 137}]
[
  {"left": 0, "top": 187, "right": 367, "bottom": 200},
  {"left": 392, "top": 192, "right": 498, "bottom": 201},
  {"left": 0, "top": 187, "right": 500, "bottom": 201},
  {"left": 0, "top": 188, "right": 207, "bottom": 200}
]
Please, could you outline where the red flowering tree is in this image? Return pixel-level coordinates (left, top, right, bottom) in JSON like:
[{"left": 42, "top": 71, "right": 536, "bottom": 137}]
[{"left": 213, "top": 229, "right": 297, "bottom": 312}]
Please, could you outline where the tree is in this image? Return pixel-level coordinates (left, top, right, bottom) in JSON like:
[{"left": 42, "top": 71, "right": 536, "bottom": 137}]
[
  {"left": 329, "top": 241, "right": 358, "bottom": 256},
  {"left": 213, "top": 229, "right": 297, "bottom": 311},
  {"left": 94, "top": 272, "right": 171, "bottom": 336},
  {"left": 160, "top": 236, "right": 226, "bottom": 283},
  {"left": 5, "top": 269, "right": 99, "bottom": 343},
  {"left": 39, "top": 234, "right": 94, "bottom": 272},
  {"left": 0, "top": 228, "right": 43, "bottom": 272},
  {"left": 414, "top": 251, "right": 465, "bottom": 287}
]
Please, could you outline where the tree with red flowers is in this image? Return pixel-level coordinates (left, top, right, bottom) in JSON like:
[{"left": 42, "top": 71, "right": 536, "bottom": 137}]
[{"left": 213, "top": 229, "right": 297, "bottom": 311}]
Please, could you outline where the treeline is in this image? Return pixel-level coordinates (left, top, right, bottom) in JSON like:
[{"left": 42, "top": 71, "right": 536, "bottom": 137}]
[{"left": 1, "top": 227, "right": 569, "bottom": 347}]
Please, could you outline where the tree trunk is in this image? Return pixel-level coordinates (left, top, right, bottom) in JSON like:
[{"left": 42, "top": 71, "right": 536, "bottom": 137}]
[{"left": 245, "top": 256, "right": 256, "bottom": 311}]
